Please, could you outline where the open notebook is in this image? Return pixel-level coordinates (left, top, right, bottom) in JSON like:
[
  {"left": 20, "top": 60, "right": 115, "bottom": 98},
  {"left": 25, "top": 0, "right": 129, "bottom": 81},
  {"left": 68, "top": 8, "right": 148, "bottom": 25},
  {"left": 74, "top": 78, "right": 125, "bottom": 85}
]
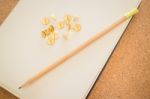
[{"left": 0, "top": 0, "right": 141, "bottom": 99}]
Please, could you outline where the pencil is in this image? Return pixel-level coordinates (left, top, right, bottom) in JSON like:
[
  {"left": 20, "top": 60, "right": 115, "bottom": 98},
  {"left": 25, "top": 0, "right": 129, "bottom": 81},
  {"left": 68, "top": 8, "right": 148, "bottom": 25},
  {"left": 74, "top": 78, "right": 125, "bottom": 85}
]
[{"left": 19, "top": 8, "right": 138, "bottom": 89}]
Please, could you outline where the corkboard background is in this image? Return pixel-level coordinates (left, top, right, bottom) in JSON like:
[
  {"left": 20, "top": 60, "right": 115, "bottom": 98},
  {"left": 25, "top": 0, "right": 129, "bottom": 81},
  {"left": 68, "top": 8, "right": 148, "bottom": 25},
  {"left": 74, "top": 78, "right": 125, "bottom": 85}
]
[{"left": 0, "top": 0, "right": 150, "bottom": 99}]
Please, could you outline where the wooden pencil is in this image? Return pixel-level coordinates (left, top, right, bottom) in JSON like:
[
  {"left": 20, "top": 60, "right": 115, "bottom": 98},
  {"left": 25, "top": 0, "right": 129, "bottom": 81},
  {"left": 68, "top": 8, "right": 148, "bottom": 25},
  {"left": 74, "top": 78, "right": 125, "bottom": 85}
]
[{"left": 19, "top": 8, "right": 138, "bottom": 89}]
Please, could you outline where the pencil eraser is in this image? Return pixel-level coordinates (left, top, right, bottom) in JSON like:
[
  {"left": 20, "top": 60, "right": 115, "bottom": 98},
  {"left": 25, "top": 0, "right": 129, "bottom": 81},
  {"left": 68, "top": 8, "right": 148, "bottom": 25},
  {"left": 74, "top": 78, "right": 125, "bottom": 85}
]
[{"left": 124, "top": 8, "right": 139, "bottom": 18}]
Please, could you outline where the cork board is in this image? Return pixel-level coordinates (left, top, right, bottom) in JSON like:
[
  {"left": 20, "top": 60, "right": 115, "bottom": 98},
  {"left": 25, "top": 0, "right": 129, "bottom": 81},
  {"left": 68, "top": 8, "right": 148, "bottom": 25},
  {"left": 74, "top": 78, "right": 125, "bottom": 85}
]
[{"left": 0, "top": 0, "right": 150, "bottom": 99}]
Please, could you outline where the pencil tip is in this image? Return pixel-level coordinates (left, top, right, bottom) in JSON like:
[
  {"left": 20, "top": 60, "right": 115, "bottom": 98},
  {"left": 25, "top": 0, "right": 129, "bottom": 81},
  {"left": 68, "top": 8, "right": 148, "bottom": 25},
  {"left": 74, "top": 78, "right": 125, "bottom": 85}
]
[{"left": 18, "top": 86, "right": 22, "bottom": 89}]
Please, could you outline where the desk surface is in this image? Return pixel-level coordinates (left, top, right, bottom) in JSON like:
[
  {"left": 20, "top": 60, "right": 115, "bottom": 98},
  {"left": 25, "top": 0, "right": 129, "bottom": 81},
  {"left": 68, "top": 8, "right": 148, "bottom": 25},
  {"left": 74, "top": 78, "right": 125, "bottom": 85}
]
[{"left": 0, "top": 0, "right": 150, "bottom": 99}]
